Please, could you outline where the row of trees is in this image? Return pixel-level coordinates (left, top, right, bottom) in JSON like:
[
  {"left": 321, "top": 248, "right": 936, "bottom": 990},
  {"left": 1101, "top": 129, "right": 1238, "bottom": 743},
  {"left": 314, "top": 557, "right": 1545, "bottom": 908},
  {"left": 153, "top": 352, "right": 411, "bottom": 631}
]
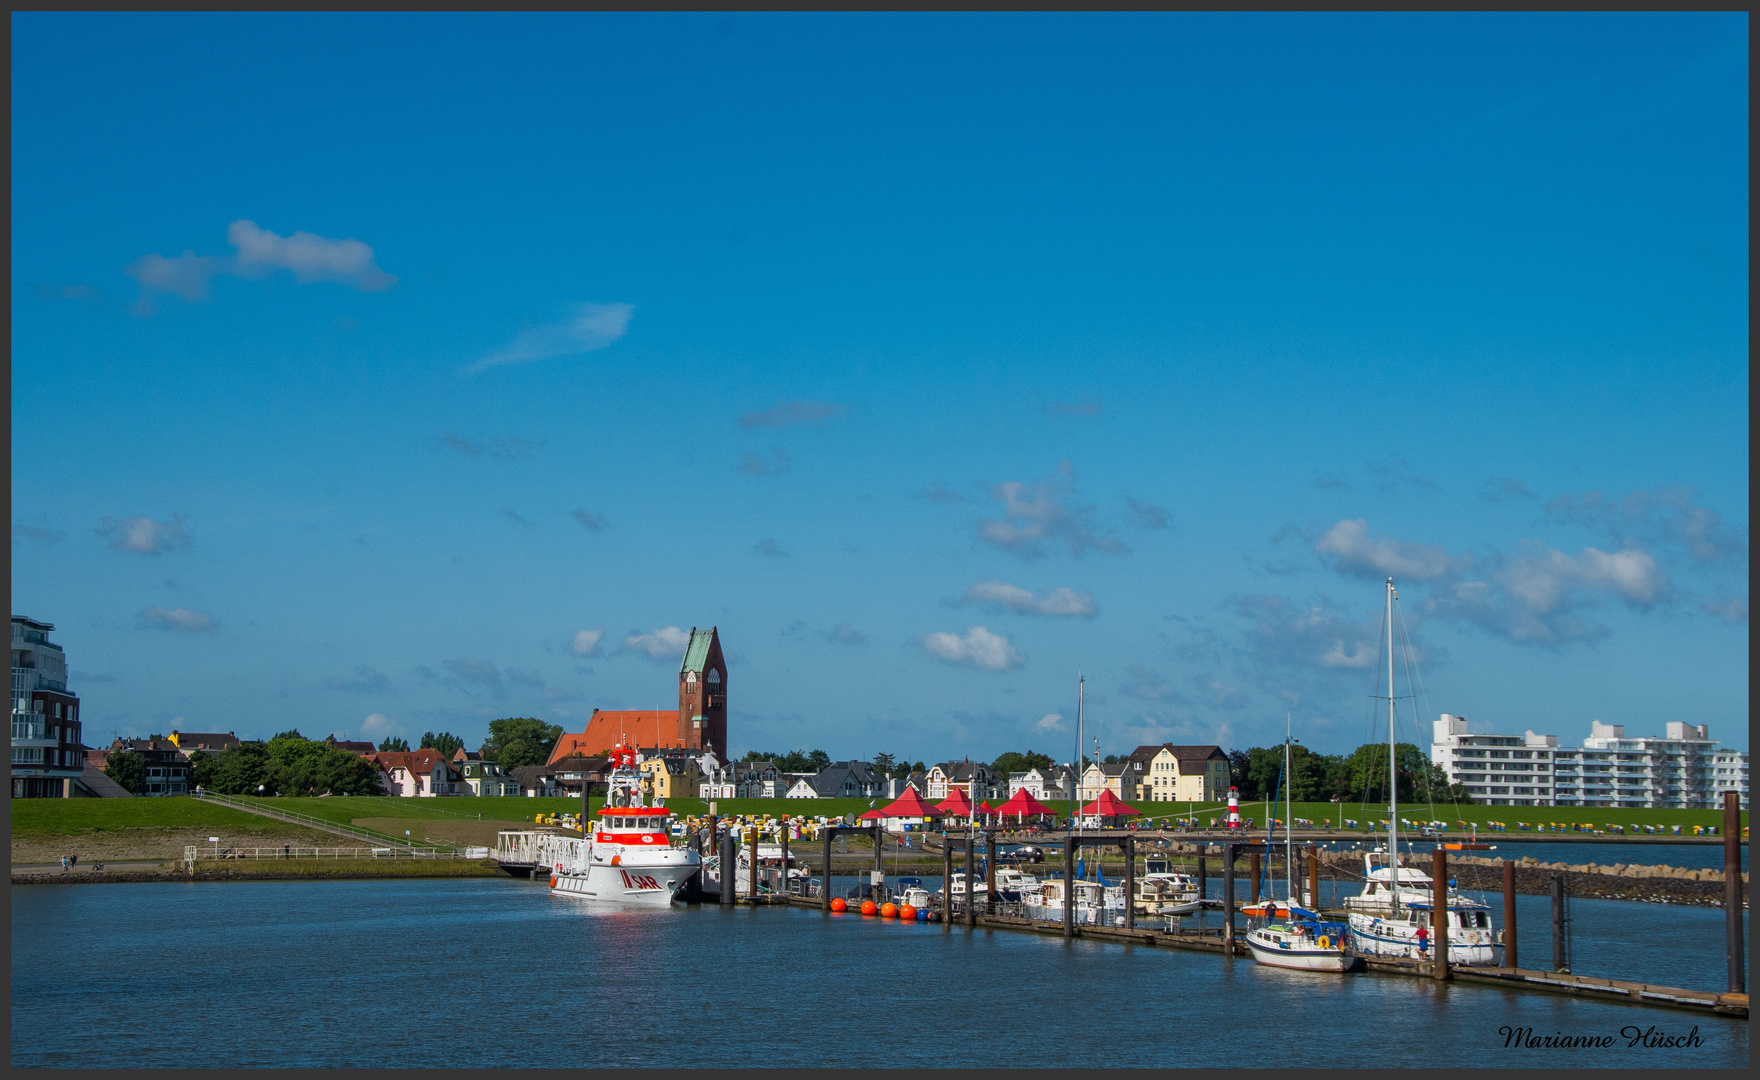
[
  {"left": 1227, "top": 742, "right": 1473, "bottom": 806},
  {"left": 188, "top": 731, "right": 384, "bottom": 796}
]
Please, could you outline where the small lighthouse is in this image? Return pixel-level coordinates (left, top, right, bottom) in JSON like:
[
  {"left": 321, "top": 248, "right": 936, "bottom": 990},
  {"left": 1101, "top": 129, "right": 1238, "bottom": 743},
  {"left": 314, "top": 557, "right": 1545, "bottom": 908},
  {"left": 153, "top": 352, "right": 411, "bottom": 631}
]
[{"left": 1225, "top": 786, "right": 1242, "bottom": 829}]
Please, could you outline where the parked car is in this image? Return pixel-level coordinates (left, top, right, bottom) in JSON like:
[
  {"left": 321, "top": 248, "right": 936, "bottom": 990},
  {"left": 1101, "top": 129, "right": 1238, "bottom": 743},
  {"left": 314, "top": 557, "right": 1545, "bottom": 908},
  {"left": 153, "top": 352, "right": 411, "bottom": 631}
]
[{"left": 1007, "top": 845, "right": 1045, "bottom": 863}]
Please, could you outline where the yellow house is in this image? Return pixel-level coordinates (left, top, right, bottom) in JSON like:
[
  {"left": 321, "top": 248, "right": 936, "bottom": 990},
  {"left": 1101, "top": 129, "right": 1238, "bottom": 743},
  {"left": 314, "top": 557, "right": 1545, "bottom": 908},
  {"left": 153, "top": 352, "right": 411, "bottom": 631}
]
[
  {"left": 639, "top": 755, "right": 702, "bottom": 801},
  {"left": 1131, "top": 744, "right": 1230, "bottom": 802}
]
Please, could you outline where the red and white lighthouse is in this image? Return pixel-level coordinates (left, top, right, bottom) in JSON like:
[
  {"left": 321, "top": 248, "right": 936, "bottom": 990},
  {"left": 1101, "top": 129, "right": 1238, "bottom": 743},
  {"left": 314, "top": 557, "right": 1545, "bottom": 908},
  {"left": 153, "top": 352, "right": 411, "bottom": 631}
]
[{"left": 1225, "top": 786, "right": 1242, "bottom": 829}]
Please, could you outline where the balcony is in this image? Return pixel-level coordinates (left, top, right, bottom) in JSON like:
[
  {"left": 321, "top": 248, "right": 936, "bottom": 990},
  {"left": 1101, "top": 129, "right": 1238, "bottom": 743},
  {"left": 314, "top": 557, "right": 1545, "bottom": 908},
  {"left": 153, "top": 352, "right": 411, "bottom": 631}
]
[
  {"left": 10, "top": 719, "right": 58, "bottom": 748},
  {"left": 10, "top": 668, "right": 71, "bottom": 695}
]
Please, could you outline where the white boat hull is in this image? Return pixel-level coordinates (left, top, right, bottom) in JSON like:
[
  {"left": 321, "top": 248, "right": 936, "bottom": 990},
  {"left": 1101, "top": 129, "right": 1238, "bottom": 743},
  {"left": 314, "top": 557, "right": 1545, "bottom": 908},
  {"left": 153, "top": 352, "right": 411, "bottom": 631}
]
[
  {"left": 1246, "top": 934, "right": 1358, "bottom": 972},
  {"left": 1348, "top": 914, "right": 1496, "bottom": 965},
  {"left": 551, "top": 860, "right": 696, "bottom": 906}
]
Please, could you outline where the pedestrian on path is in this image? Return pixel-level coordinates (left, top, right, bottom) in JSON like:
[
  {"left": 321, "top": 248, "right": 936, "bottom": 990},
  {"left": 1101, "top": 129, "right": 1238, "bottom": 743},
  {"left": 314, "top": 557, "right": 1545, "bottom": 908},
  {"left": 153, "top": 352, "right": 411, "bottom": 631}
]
[{"left": 60, "top": 856, "right": 69, "bottom": 872}]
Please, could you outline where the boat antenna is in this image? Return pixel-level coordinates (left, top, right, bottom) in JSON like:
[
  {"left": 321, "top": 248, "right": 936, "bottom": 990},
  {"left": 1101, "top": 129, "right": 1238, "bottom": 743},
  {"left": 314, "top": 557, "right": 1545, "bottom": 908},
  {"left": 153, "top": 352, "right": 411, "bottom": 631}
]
[{"left": 1387, "top": 578, "right": 1399, "bottom": 917}]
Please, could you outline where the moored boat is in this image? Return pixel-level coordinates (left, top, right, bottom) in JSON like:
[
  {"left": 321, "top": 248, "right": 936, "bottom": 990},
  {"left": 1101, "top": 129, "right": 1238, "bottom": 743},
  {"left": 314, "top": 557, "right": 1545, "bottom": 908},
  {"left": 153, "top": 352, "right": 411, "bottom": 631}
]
[{"left": 543, "top": 744, "right": 701, "bottom": 906}]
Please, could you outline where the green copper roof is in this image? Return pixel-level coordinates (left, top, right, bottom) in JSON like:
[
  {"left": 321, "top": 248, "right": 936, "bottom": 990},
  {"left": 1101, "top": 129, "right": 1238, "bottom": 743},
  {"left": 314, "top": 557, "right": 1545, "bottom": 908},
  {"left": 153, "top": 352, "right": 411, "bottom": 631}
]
[{"left": 680, "top": 628, "right": 715, "bottom": 674}]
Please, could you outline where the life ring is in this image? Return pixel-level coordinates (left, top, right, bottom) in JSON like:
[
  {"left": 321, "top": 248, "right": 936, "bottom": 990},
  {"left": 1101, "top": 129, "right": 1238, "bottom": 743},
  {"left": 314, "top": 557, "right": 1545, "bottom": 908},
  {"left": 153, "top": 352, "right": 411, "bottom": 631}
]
[{"left": 1317, "top": 936, "right": 1331, "bottom": 949}]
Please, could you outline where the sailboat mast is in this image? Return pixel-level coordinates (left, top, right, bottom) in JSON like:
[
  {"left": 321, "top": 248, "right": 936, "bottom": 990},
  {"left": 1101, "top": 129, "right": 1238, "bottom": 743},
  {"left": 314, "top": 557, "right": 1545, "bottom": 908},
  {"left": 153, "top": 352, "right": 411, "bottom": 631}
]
[
  {"left": 1073, "top": 674, "right": 1084, "bottom": 837},
  {"left": 1387, "top": 577, "right": 1399, "bottom": 916},
  {"left": 1285, "top": 714, "right": 1293, "bottom": 905}
]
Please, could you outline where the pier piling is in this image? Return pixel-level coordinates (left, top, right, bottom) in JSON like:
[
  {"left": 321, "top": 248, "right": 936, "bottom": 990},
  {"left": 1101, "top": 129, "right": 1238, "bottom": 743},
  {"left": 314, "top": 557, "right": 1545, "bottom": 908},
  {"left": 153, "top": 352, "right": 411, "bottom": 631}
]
[
  {"left": 1502, "top": 860, "right": 1517, "bottom": 969},
  {"left": 1196, "top": 855, "right": 1206, "bottom": 907},
  {"left": 1307, "top": 845, "right": 1318, "bottom": 909},
  {"left": 780, "top": 828, "right": 790, "bottom": 898},
  {"left": 1725, "top": 791, "right": 1744, "bottom": 994},
  {"left": 1551, "top": 876, "right": 1567, "bottom": 973},
  {"left": 821, "top": 829, "right": 832, "bottom": 913},
  {"left": 1433, "top": 847, "right": 1449, "bottom": 980},
  {"left": 964, "top": 833, "right": 976, "bottom": 928},
  {"left": 749, "top": 826, "right": 759, "bottom": 901},
  {"left": 943, "top": 837, "right": 954, "bottom": 933},
  {"left": 720, "top": 833, "right": 735, "bottom": 906},
  {"left": 985, "top": 830, "right": 997, "bottom": 915},
  {"left": 1249, "top": 851, "right": 1260, "bottom": 905},
  {"left": 1222, "top": 844, "right": 1236, "bottom": 950},
  {"left": 1124, "top": 835, "right": 1135, "bottom": 930},
  {"left": 1063, "top": 837, "right": 1075, "bottom": 939}
]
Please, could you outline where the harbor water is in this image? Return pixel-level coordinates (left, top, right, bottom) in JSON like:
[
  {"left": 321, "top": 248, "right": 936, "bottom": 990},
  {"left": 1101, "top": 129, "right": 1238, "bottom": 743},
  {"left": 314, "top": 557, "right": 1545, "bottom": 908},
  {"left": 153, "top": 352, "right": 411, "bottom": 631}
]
[{"left": 11, "top": 878, "right": 1747, "bottom": 1069}]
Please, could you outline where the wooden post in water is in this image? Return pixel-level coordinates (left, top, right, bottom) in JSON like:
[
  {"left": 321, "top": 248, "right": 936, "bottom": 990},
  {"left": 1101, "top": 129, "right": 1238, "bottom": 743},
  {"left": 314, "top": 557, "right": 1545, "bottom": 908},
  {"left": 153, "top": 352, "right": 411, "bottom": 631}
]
[
  {"left": 985, "top": 830, "right": 997, "bottom": 915},
  {"left": 780, "top": 826, "right": 790, "bottom": 899},
  {"left": 720, "top": 832, "right": 736, "bottom": 906},
  {"left": 1308, "top": 845, "right": 1319, "bottom": 909},
  {"left": 873, "top": 824, "right": 884, "bottom": 896},
  {"left": 943, "top": 834, "right": 954, "bottom": 933},
  {"left": 1550, "top": 876, "right": 1566, "bottom": 972},
  {"left": 1222, "top": 844, "right": 1237, "bottom": 950},
  {"left": 1124, "top": 834, "right": 1136, "bottom": 930},
  {"left": 822, "top": 828, "right": 834, "bottom": 912},
  {"left": 1432, "top": 847, "right": 1449, "bottom": 980},
  {"left": 1196, "top": 855, "right": 1207, "bottom": 909},
  {"left": 749, "top": 825, "right": 759, "bottom": 901},
  {"left": 964, "top": 832, "right": 976, "bottom": 928},
  {"left": 1726, "top": 791, "right": 1745, "bottom": 993},
  {"left": 1063, "top": 837, "right": 1075, "bottom": 939},
  {"left": 1502, "top": 860, "right": 1517, "bottom": 969},
  {"left": 1249, "top": 851, "right": 1260, "bottom": 904}
]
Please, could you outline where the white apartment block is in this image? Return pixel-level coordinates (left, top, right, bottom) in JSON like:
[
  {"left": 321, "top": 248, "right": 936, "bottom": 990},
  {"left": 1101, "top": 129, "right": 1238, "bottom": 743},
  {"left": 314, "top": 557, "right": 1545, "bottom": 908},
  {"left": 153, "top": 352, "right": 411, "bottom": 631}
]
[{"left": 1433, "top": 713, "right": 1749, "bottom": 810}]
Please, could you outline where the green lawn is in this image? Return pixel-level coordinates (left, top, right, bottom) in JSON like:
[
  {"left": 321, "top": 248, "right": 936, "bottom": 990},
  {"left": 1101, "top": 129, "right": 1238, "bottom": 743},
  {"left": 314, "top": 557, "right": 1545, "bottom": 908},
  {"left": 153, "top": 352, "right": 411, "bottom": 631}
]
[{"left": 9, "top": 798, "right": 319, "bottom": 838}]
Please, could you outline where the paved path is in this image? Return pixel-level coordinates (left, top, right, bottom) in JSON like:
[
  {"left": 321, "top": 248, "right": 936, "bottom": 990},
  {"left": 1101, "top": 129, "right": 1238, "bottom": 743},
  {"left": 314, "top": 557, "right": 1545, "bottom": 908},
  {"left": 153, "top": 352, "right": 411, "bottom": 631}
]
[{"left": 12, "top": 861, "right": 166, "bottom": 874}]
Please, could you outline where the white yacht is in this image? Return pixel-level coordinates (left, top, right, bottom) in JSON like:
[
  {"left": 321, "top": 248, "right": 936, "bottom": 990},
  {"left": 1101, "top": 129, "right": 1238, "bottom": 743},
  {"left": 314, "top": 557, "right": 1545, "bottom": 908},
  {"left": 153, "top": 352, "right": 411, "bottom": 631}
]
[{"left": 1344, "top": 847, "right": 1496, "bottom": 964}]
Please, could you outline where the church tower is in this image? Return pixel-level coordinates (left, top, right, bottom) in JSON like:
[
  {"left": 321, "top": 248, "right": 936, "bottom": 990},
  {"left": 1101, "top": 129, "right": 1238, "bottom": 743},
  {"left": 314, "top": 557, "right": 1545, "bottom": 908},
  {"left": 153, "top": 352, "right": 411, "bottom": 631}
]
[{"left": 677, "top": 626, "right": 727, "bottom": 762}]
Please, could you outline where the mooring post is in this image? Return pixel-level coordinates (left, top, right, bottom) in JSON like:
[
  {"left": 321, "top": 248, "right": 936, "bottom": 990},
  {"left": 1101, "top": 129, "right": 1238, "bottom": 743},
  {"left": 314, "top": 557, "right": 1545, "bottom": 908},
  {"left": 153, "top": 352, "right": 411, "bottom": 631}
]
[
  {"left": 1725, "top": 790, "right": 1745, "bottom": 994},
  {"left": 943, "top": 833, "right": 954, "bottom": 933},
  {"left": 1063, "top": 836, "right": 1075, "bottom": 939},
  {"left": 1249, "top": 850, "right": 1261, "bottom": 905},
  {"left": 1196, "top": 855, "right": 1207, "bottom": 909},
  {"left": 821, "top": 828, "right": 833, "bottom": 912},
  {"left": 985, "top": 829, "right": 997, "bottom": 914},
  {"left": 964, "top": 831, "right": 976, "bottom": 928},
  {"left": 1432, "top": 847, "right": 1449, "bottom": 980},
  {"left": 1550, "top": 876, "right": 1566, "bottom": 973},
  {"left": 1502, "top": 860, "right": 1517, "bottom": 969},
  {"left": 1222, "top": 844, "right": 1237, "bottom": 951},
  {"left": 749, "top": 825, "right": 759, "bottom": 902},
  {"left": 1124, "top": 834, "right": 1136, "bottom": 930},
  {"left": 780, "top": 826, "right": 790, "bottom": 898},
  {"left": 1308, "top": 845, "right": 1319, "bottom": 909},
  {"left": 720, "top": 832, "right": 736, "bottom": 906}
]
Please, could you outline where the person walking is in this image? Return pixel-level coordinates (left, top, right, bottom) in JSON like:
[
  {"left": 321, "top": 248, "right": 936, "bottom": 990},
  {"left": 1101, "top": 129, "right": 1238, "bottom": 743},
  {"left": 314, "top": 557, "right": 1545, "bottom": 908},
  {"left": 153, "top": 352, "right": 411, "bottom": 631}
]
[{"left": 60, "top": 856, "right": 69, "bottom": 872}]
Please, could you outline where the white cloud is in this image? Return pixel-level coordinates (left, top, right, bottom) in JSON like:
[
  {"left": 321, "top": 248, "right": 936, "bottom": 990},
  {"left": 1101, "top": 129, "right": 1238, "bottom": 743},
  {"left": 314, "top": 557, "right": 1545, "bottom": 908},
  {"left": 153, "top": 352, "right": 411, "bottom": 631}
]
[
  {"left": 1701, "top": 597, "right": 1748, "bottom": 624},
  {"left": 361, "top": 713, "right": 400, "bottom": 738},
  {"left": 978, "top": 462, "right": 1128, "bottom": 559},
  {"left": 739, "top": 400, "right": 849, "bottom": 429},
  {"left": 1315, "top": 519, "right": 1470, "bottom": 582},
  {"left": 467, "top": 302, "right": 634, "bottom": 373},
  {"left": 570, "top": 629, "right": 605, "bottom": 656},
  {"left": 959, "top": 578, "right": 1097, "bottom": 617},
  {"left": 921, "top": 626, "right": 1022, "bottom": 671},
  {"left": 126, "top": 220, "right": 395, "bottom": 314},
  {"left": 1036, "top": 712, "right": 1065, "bottom": 732},
  {"left": 138, "top": 606, "right": 218, "bottom": 633},
  {"left": 227, "top": 220, "right": 396, "bottom": 290},
  {"left": 97, "top": 514, "right": 191, "bottom": 555},
  {"left": 325, "top": 665, "right": 390, "bottom": 692},
  {"left": 624, "top": 626, "right": 690, "bottom": 661},
  {"left": 823, "top": 622, "right": 869, "bottom": 646},
  {"left": 1319, "top": 640, "right": 1376, "bottom": 668},
  {"left": 1547, "top": 486, "right": 1746, "bottom": 563}
]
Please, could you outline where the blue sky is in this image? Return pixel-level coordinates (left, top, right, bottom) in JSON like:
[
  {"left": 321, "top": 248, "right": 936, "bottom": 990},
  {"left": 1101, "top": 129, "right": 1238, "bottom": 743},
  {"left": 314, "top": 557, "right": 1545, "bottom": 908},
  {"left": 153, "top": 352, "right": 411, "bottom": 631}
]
[{"left": 11, "top": 12, "right": 1748, "bottom": 762}]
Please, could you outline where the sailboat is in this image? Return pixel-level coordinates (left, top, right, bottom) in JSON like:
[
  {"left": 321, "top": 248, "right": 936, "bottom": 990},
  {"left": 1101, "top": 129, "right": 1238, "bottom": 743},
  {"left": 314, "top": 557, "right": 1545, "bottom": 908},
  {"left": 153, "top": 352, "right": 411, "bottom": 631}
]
[
  {"left": 1343, "top": 579, "right": 1498, "bottom": 965},
  {"left": 1244, "top": 715, "right": 1357, "bottom": 972}
]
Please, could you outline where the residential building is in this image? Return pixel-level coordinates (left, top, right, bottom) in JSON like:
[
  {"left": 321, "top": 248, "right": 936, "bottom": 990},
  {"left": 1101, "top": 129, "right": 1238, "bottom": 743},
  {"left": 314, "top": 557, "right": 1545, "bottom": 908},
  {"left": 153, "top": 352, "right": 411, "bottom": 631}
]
[
  {"left": 1432, "top": 713, "right": 1750, "bottom": 809},
  {"left": 926, "top": 761, "right": 997, "bottom": 801},
  {"left": 11, "top": 616, "right": 86, "bottom": 798},
  {"left": 803, "top": 760, "right": 886, "bottom": 799},
  {"left": 167, "top": 730, "right": 241, "bottom": 754},
  {"left": 451, "top": 749, "right": 520, "bottom": 796},
  {"left": 1008, "top": 765, "right": 1074, "bottom": 802},
  {"left": 639, "top": 753, "right": 702, "bottom": 801},
  {"left": 784, "top": 775, "right": 820, "bottom": 798},
  {"left": 548, "top": 625, "right": 730, "bottom": 764},
  {"left": 884, "top": 771, "right": 927, "bottom": 799},
  {"left": 1128, "top": 745, "right": 1230, "bottom": 803},
  {"left": 700, "top": 760, "right": 788, "bottom": 799},
  {"left": 509, "top": 765, "right": 558, "bottom": 797},
  {"left": 1077, "top": 762, "right": 1131, "bottom": 803},
  {"left": 372, "top": 749, "right": 463, "bottom": 797},
  {"left": 549, "top": 755, "right": 609, "bottom": 798},
  {"left": 106, "top": 737, "right": 194, "bottom": 796},
  {"left": 331, "top": 739, "right": 377, "bottom": 756}
]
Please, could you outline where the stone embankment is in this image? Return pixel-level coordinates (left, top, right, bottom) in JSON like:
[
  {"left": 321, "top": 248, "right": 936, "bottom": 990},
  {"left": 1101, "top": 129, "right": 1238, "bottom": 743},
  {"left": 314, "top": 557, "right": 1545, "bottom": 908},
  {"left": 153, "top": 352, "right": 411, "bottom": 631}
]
[{"left": 1444, "top": 855, "right": 1746, "bottom": 909}]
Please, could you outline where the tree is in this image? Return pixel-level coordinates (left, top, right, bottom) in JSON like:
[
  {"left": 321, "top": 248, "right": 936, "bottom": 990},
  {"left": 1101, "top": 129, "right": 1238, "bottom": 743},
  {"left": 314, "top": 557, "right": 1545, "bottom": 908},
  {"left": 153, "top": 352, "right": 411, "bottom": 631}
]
[
  {"left": 480, "top": 717, "right": 563, "bottom": 771},
  {"left": 1227, "top": 749, "right": 1254, "bottom": 798},
  {"left": 271, "top": 729, "right": 305, "bottom": 743},
  {"left": 420, "top": 731, "right": 465, "bottom": 758},
  {"left": 1344, "top": 742, "right": 1434, "bottom": 805},
  {"left": 208, "top": 742, "right": 271, "bottom": 795},
  {"left": 189, "top": 751, "right": 220, "bottom": 791},
  {"left": 991, "top": 750, "right": 1054, "bottom": 779},
  {"left": 104, "top": 749, "right": 145, "bottom": 794},
  {"left": 377, "top": 736, "right": 410, "bottom": 752},
  {"left": 871, "top": 752, "right": 897, "bottom": 777}
]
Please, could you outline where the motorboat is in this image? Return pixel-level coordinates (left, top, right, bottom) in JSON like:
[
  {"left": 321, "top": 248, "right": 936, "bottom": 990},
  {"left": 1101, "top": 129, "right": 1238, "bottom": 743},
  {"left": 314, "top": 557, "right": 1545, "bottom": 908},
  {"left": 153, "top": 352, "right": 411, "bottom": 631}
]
[{"left": 1344, "top": 847, "right": 1496, "bottom": 964}]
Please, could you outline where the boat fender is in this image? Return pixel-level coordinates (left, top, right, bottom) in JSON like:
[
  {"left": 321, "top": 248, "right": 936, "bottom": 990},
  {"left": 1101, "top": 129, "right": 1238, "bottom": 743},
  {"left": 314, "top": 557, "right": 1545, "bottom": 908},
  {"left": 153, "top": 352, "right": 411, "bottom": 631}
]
[
  {"left": 550, "top": 875, "right": 558, "bottom": 888},
  {"left": 611, "top": 855, "right": 621, "bottom": 866}
]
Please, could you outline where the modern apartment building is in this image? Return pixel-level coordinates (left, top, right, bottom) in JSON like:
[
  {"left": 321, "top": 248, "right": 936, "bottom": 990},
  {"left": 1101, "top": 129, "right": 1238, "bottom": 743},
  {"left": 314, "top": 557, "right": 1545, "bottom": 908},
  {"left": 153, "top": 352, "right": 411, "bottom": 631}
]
[
  {"left": 1432, "top": 713, "right": 1749, "bottom": 810},
  {"left": 11, "top": 616, "right": 86, "bottom": 798}
]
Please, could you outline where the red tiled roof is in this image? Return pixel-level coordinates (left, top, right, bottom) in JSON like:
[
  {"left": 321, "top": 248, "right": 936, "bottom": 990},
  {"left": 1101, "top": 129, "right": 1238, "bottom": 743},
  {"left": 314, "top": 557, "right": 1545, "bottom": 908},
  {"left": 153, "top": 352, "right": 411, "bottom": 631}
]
[
  {"left": 547, "top": 710, "right": 684, "bottom": 765},
  {"left": 371, "top": 749, "right": 460, "bottom": 779}
]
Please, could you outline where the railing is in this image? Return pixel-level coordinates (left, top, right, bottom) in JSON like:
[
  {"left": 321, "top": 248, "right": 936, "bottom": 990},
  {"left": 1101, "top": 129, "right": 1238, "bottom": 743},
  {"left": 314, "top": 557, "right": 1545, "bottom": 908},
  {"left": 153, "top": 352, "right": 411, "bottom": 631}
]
[
  {"left": 191, "top": 792, "right": 459, "bottom": 853},
  {"left": 183, "top": 844, "right": 482, "bottom": 865}
]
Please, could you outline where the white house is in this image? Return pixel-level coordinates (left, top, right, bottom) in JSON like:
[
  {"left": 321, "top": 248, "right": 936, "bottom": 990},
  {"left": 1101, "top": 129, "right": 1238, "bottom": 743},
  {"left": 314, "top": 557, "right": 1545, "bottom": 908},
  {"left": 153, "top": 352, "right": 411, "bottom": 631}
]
[{"left": 373, "top": 749, "right": 461, "bottom": 797}]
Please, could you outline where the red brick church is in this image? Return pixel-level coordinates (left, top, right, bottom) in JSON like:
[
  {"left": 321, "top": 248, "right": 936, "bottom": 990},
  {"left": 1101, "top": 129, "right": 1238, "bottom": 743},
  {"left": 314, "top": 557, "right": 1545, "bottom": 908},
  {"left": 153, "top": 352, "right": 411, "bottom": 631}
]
[{"left": 547, "top": 626, "right": 728, "bottom": 765}]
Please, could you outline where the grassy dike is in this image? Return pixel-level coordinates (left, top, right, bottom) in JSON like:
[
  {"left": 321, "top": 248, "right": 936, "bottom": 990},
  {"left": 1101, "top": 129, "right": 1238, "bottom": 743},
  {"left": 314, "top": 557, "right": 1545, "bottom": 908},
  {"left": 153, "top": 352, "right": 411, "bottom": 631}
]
[{"left": 12, "top": 858, "right": 508, "bottom": 886}]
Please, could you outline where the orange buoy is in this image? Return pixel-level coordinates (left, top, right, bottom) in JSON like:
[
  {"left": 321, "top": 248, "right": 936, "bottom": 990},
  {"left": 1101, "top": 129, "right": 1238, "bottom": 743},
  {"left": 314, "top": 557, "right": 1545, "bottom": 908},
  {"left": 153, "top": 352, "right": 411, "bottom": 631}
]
[
  {"left": 898, "top": 904, "right": 916, "bottom": 921},
  {"left": 880, "top": 902, "right": 899, "bottom": 919},
  {"left": 860, "top": 899, "right": 878, "bottom": 916},
  {"left": 830, "top": 897, "right": 847, "bottom": 912},
  {"left": 549, "top": 875, "right": 558, "bottom": 888}
]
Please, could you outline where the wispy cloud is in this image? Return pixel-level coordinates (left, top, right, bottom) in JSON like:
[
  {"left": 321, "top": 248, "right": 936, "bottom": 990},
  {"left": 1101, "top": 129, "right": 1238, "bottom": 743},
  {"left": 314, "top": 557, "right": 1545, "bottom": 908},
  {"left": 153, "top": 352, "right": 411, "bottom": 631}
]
[
  {"left": 623, "top": 626, "right": 690, "bottom": 661},
  {"left": 571, "top": 510, "right": 610, "bottom": 531},
  {"left": 1365, "top": 457, "right": 1440, "bottom": 494},
  {"left": 921, "top": 626, "right": 1023, "bottom": 671},
  {"left": 570, "top": 629, "right": 606, "bottom": 656},
  {"left": 126, "top": 219, "right": 395, "bottom": 315},
  {"left": 1546, "top": 486, "right": 1747, "bottom": 563},
  {"left": 958, "top": 578, "right": 1097, "bottom": 617},
  {"left": 1123, "top": 494, "right": 1170, "bottom": 530},
  {"left": 1315, "top": 519, "right": 1472, "bottom": 582},
  {"left": 737, "top": 448, "right": 791, "bottom": 477},
  {"left": 823, "top": 621, "right": 869, "bottom": 646},
  {"left": 739, "top": 400, "right": 848, "bottom": 429},
  {"left": 754, "top": 538, "right": 789, "bottom": 558},
  {"left": 361, "top": 712, "right": 402, "bottom": 739},
  {"left": 441, "top": 432, "right": 544, "bottom": 459},
  {"left": 325, "top": 666, "right": 390, "bottom": 693},
  {"left": 434, "top": 657, "right": 506, "bottom": 697},
  {"left": 1120, "top": 663, "right": 1184, "bottom": 702},
  {"left": 1701, "top": 597, "right": 1748, "bottom": 624},
  {"left": 977, "top": 461, "right": 1128, "bottom": 559},
  {"left": 466, "top": 302, "right": 633, "bottom": 374},
  {"left": 138, "top": 606, "right": 218, "bottom": 633},
  {"left": 1480, "top": 477, "right": 1534, "bottom": 502},
  {"left": 501, "top": 507, "right": 528, "bottom": 526},
  {"left": 1036, "top": 712, "right": 1065, "bottom": 732},
  {"left": 12, "top": 524, "right": 65, "bottom": 544},
  {"left": 918, "top": 483, "right": 969, "bottom": 504},
  {"left": 98, "top": 515, "right": 191, "bottom": 555}
]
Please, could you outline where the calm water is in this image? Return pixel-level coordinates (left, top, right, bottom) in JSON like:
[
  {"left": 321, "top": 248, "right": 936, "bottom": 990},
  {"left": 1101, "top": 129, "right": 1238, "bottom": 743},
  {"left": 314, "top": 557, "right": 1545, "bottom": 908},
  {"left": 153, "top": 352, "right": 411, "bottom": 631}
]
[{"left": 11, "top": 878, "right": 1748, "bottom": 1069}]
